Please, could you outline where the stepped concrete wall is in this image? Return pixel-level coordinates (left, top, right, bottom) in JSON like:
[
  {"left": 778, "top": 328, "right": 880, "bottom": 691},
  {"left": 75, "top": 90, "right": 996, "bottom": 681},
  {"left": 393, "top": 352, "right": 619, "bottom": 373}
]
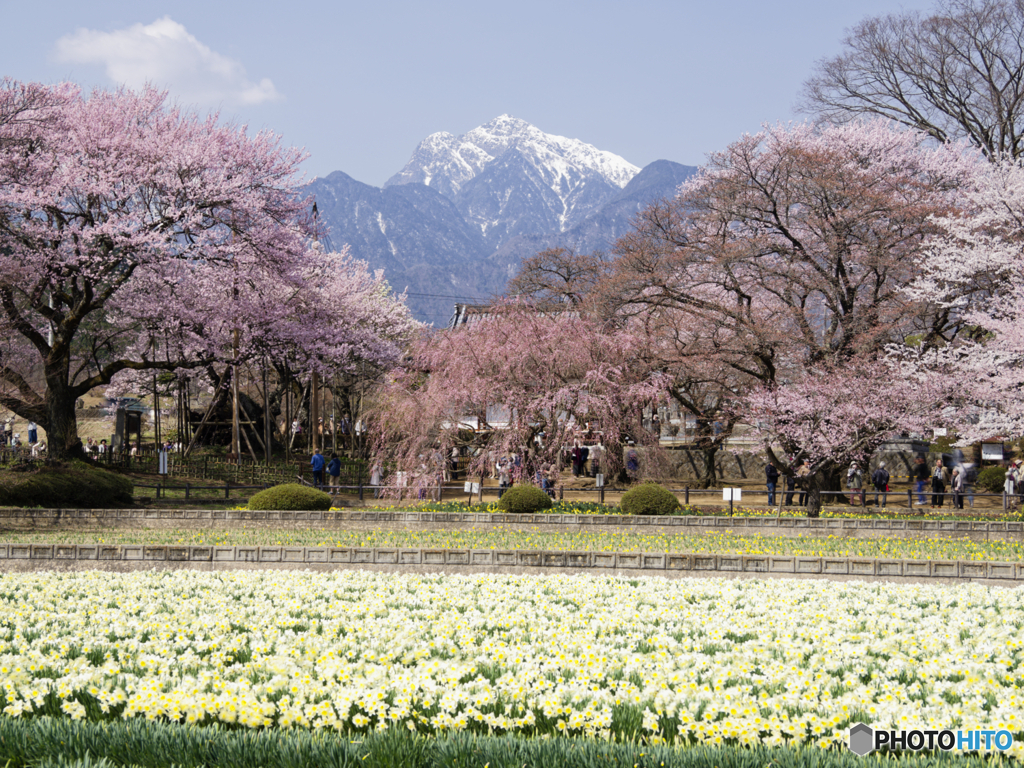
[
  {"left": 1, "top": 507, "right": 1020, "bottom": 542},
  {"left": 1, "top": 542, "right": 1021, "bottom": 588}
]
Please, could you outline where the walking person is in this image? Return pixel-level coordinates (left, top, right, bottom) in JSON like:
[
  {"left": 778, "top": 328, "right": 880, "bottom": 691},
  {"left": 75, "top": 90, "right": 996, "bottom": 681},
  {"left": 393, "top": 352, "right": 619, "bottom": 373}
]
[
  {"left": 913, "top": 456, "right": 929, "bottom": 506},
  {"left": 796, "top": 461, "right": 810, "bottom": 506},
  {"left": 784, "top": 467, "right": 797, "bottom": 506},
  {"left": 765, "top": 461, "right": 779, "bottom": 506},
  {"left": 951, "top": 466, "right": 965, "bottom": 510},
  {"left": 370, "top": 460, "right": 383, "bottom": 498},
  {"left": 931, "top": 458, "right": 950, "bottom": 508},
  {"left": 590, "top": 438, "right": 604, "bottom": 480},
  {"left": 1006, "top": 461, "right": 1021, "bottom": 506},
  {"left": 496, "top": 456, "right": 511, "bottom": 498},
  {"left": 963, "top": 463, "right": 976, "bottom": 508},
  {"left": 327, "top": 452, "right": 341, "bottom": 492},
  {"left": 571, "top": 441, "right": 583, "bottom": 477},
  {"left": 846, "top": 462, "right": 864, "bottom": 506},
  {"left": 625, "top": 445, "right": 640, "bottom": 480},
  {"left": 310, "top": 448, "right": 326, "bottom": 490},
  {"left": 871, "top": 462, "right": 890, "bottom": 508},
  {"left": 27, "top": 421, "right": 37, "bottom": 446},
  {"left": 449, "top": 446, "right": 460, "bottom": 479}
]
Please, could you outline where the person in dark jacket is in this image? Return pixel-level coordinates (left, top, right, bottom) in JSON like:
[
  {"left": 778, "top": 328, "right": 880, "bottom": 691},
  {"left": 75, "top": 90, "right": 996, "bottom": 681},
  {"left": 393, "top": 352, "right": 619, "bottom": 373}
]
[
  {"left": 310, "top": 448, "right": 326, "bottom": 490},
  {"left": 931, "top": 458, "right": 950, "bottom": 508},
  {"left": 913, "top": 456, "right": 929, "bottom": 506},
  {"left": 327, "top": 452, "right": 341, "bottom": 491},
  {"left": 765, "top": 462, "right": 779, "bottom": 506},
  {"left": 951, "top": 466, "right": 965, "bottom": 509},
  {"left": 871, "top": 462, "right": 890, "bottom": 508},
  {"left": 784, "top": 467, "right": 797, "bottom": 506}
]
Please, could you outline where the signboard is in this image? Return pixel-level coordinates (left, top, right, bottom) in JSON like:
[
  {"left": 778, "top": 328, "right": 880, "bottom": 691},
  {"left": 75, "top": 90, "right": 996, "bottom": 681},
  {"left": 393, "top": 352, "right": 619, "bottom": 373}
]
[
  {"left": 596, "top": 474, "right": 605, "bottom": 488},
  {"left": 933, "top": 427, "right": 948, "bottom": 438},
  {"left": 464, "top": 481, "right": 473, "bottom": 494},
  {"left": 722, "top": 488, "right": 742, "bottom": 501},
  {"left": 982, "top": 443, "right": 1004, "bottom": 461},
  {"left": 158, "top": 449, "right": 169, "bottom": 475}
]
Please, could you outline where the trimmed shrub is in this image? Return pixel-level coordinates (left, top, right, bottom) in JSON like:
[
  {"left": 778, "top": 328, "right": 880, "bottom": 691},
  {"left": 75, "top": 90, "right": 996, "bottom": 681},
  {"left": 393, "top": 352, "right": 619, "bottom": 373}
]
[
  {"left": 977, "top": 465, "right": 1006, "bottom": 494},
  {"left": 497, "top": 484, "right": 553, "bottom": 514},
  {"left": 619, "top": 482, "right": 681, "bottom": 516},
  {"left": 0, "top": 460, "right": 133, "bottom": 508},
  {"left": 248, "top": 483, "right": 332, "bottom": 511}
]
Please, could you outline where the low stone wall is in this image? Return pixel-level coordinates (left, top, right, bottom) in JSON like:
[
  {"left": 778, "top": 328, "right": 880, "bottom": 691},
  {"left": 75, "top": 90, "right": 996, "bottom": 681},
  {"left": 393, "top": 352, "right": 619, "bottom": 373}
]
[
  {"left": 0, "top": 542, "right": 1021, "bottom": 587},
  {"left": 1, "top": 507, "right": 1021, "bottom": 542}
]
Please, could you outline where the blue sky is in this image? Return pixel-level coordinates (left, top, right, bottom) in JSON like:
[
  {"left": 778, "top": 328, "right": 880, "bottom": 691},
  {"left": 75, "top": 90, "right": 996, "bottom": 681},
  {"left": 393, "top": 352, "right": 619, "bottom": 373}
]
[{"left": 2, "top": 0, "right": 919, "bottom": 186}]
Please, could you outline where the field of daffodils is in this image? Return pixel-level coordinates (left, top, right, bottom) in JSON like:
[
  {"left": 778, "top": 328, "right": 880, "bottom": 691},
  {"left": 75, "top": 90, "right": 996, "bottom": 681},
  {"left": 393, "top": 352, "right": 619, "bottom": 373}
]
[{"left": 1, "top": 570, "right": 1022, "bottom": 757}]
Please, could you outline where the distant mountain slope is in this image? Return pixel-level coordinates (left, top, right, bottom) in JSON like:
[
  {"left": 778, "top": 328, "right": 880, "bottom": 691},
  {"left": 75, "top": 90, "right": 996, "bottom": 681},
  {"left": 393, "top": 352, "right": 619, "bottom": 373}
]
[
  {"left": 307, "top": 171, "right": 490, "bottom": 324},
  {"left": 484, "top": 160, "right": 698, "bottom": 294}
]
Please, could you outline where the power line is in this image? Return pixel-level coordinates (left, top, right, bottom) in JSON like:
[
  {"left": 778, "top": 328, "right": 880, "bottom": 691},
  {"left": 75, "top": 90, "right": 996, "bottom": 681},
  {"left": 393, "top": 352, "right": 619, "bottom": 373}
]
[{"left": 402, "top": 291, "right": 493, "bottom": 301}]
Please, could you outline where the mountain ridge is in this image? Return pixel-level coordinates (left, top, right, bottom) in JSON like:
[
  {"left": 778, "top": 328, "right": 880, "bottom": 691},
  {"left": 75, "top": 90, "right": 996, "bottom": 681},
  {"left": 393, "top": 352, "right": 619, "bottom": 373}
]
[{"left": 310, "top": 117, "right": 696, "bottom": 323}]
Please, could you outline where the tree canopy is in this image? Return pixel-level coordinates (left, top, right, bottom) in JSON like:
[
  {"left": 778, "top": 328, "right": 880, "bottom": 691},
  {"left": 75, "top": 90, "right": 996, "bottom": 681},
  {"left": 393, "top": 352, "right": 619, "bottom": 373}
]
[
  {"left": 802, "top": 0, "right": 1024, "bottom": 160},
  {"left": 0, "top": 80, "right": 414, "bottom": 458}
]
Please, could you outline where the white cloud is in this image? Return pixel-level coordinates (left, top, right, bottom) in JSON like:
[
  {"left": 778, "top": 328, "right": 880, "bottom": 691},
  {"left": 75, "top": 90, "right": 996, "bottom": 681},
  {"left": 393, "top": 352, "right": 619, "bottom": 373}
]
[{"left": 54, "top": 16, "right": 281, "bottom": 107}]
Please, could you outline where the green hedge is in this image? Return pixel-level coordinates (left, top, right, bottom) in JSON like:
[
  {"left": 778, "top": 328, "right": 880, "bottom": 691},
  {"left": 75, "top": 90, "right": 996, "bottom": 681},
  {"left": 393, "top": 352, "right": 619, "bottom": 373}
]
[
  {"left": 620, "top": 482, "right": 681, "bottom": 516},
  {"left": 247, "top": 483, "right": 332, "bottom": 511},
  {"left": 0, "top": 460, "right": 133, "bottom": 509},
  {"left": 0, "top": 716, "right": 992, "bottom": 768},
  {"left": 497, "top": 484, "right": 553, "bottom": 514},
  {"left": 977, "top": 465, "right": 1006, "bottom": 494}
]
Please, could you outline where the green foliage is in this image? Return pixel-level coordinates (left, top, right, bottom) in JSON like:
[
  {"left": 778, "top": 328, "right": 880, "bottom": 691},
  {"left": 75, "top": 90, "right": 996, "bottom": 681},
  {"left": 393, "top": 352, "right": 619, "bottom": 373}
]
[
  {"left": 496, "top": 484, "right": 553, "bottom": 514},
  {"left": 0, "top": 716, "right": 994, "bottom": 768},
  {"left": 0, "top": 461, "right": 133, "bottom": 509},
  {"left": 976, "top": 465, "right": 1006, "bottom": 494},
  {"left": 620, "top": 482, "right": 681, "bottom": 516},
  {"left": 247, "top": 483, "right": 331, "bottom": 511}
]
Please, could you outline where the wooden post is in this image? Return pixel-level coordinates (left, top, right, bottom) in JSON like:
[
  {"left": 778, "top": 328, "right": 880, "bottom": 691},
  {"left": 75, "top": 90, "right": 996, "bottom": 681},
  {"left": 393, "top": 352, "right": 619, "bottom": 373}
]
[
  {"left": 225, "top": 480, "right": 230, "bottom": 499},
  {"left": 185, "top": 483, "right": 190, "bottom": 500},
  {"left": 685, "top": 487, "right": 690, "bottom": 505},
  {"left": 311, "top": 371, "right": 319, "bottom": 453},
  {"left": 263, "top": 356, "right": 271, "bottom": 466},
  {"left": 907, "top": 489, "right": 913, "bottom": 510}
]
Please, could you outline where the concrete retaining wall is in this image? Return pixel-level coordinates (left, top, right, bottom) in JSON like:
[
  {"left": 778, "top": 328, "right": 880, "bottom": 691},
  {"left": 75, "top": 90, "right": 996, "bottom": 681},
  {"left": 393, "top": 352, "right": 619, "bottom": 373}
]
[
  {"left": 1, "top": 507, "right": 1021, "bottom": 542},
  {"left": 1, "top": 541, "right": 1021, "bottom": 587}
]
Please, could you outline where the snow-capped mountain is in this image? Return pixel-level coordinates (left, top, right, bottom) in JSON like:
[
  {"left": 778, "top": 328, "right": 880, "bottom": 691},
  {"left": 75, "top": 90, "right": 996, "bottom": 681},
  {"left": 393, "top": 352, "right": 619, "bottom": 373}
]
[
  {"left": 309, "top": 118, "right": 695, "bottom": 323},
  {"left": 385, "top": 115, "right": 640, "bottom": 248}
]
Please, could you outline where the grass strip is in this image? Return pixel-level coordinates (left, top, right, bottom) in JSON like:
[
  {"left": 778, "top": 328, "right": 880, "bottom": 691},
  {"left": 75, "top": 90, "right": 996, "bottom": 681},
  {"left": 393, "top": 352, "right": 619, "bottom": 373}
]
[
  {"left": 0, "top": 716, "right": 996, "bottom": 768},
  {"left": 4, "top": 527, "right": 1022, "bottom": 562}
]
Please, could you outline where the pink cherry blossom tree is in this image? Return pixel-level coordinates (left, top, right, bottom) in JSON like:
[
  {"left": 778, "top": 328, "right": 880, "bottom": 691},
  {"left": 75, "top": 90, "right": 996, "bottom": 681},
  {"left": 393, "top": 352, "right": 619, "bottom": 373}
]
[
  {"left": 371, "top": 301, "right": 666, "bottom": 493},
  {"left": 104, "top": 244, "right": 419, "bottom": 455},
  {"left": 609, "top": 120, "right": 981, "bottom": 497},
  {"left": 0, "top": 81, "right": 314, "bottom": 459},
  {"left": 740, "top": 358, "right": 961, "bottom": 515},
  {"left": 908, "top": 158, "right": 1024, "bottom": 442}
]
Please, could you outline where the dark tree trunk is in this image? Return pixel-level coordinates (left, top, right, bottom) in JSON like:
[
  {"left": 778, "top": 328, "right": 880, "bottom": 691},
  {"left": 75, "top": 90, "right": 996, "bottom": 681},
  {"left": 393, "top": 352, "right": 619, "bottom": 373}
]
[
  {"left": 804, "top": 466, "right": 842, "bottom": 518},
  {"left": 695, "top": 444, "right": 719, "bottom": 489},
  {"left": 44, "top": 381, "right": 84, "bottom": 460}
]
